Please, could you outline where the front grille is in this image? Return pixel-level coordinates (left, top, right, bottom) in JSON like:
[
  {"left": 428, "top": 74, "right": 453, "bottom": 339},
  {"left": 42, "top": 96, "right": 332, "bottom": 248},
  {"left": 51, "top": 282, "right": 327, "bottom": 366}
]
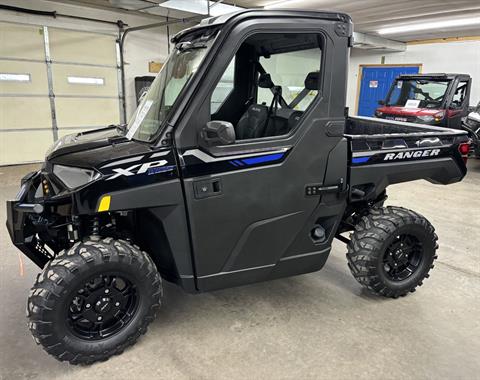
[{"left": 384, "top": 115, "right": 417, "bottom": 123}]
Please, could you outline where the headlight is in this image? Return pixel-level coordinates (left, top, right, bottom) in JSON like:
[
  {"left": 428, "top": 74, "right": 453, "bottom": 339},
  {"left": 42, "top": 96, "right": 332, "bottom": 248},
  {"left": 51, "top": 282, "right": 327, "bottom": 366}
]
[
  {"left": 417, "top": 115, "right": 434, "bottom": 123},
  {"left": 53, "top": 165, "right": 100, "bottom": 189},
  {"left": 375, "top": 110, "right": 383, "bottom": 117}
]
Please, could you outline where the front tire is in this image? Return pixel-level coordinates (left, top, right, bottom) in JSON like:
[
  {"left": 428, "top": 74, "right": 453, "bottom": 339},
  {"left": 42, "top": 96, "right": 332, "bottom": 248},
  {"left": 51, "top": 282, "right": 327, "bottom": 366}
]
[
  {"left": 27, "top": 237, "right": 162, "bottom": 364},
  {"left": 346, "top": 206, "right": 438, "bottom": 298}
]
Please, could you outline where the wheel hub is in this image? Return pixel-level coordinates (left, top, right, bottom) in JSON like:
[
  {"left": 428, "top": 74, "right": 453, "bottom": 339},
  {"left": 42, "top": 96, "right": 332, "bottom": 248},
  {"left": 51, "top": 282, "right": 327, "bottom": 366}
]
[
  {"left": 393, "top": 249, "right": 408, "bottom": 265},
  {"left": 67, "top": 274, "right": 138, "bottom": 340},
  {"left": 95, "top": 297, "right": 112, "bottom": 314},
  {"left": 383, "top": 234, "right": 423, "bottom": 281}
]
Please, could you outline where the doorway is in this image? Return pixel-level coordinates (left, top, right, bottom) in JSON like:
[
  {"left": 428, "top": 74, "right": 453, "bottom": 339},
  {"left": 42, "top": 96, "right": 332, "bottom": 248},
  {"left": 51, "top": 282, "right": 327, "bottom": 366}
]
[{"left": 357, "top": 64, "right": 421, "bottom": 117}]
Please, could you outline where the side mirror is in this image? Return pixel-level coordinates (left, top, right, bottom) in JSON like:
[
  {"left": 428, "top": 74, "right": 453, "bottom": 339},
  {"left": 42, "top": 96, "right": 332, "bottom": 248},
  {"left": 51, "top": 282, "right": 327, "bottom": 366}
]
[
  {"left": 378, "top": 99, "right": 385, "bottom": 106},
  {"left": 200, "top": 120, "right": 236, "bottom": 146}
]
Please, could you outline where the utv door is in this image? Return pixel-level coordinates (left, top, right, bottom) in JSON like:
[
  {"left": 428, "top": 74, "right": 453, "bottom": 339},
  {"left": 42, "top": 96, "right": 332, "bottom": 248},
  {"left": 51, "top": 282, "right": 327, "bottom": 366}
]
[
  {"left": 174, "top": 15, "right": 350, "bottom": 291},
  {"left": 447, "top": 78, "right": 471, "bottom": 129}
]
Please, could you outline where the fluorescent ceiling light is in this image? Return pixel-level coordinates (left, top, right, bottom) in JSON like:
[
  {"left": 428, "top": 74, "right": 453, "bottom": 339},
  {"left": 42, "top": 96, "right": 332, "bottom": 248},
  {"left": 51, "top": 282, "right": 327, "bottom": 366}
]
[
  {"left": 378, "top": 17, "right": 480, "bottom": 35},
  {"left": 0, "top": 73, "right": 30, "bottom": 82},
  {"left": 67, "top": 76, "right": 104, "bottom": 85},
  {"left": 159, "top": 0, "right": 243, "bottom": 16},
  {"left": 264, "top": 0, "right": 303, "bottom": 9}
]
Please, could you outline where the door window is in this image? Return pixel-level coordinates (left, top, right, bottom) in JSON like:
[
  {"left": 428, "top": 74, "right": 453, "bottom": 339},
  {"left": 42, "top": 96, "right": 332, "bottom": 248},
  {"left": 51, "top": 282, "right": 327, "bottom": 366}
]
[
  {"left": 211, "top": 59, "right": 235, "bottom": 114},
  {"left": 209, "top": 33, "right": 322, "bottom": 141},
  {"left": 257, "top": 49, "right": 320, "bottom": 111},
  {"left": 451, "top": 81, "right": 468, "bottom": 109}
]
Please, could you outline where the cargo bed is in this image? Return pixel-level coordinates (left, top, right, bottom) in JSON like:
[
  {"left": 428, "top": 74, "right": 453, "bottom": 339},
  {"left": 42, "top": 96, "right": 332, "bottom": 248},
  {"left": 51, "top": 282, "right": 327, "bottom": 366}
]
[
  {"left": 344, "top": 116, "right": 469, "bottom": 200},
  {"left": 345, "top": 116, "right": 468, "bottom": 156}
]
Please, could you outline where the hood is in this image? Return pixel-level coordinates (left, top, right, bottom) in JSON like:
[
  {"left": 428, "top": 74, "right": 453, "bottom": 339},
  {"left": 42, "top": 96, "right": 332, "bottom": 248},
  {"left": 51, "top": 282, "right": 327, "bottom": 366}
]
[
  {"left": 46, "top": 127, "right": 157, "bottom": 169},
  {"left": 46, "top": 126, "right": 125, "bottom": 160},
  {"left": 376, "top": 106, "right": 444, "bottom": 117}
]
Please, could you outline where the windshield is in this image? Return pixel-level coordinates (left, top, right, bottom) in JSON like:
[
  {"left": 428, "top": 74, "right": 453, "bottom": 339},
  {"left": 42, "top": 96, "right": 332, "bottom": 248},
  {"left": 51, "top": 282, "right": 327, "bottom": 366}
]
[
  {"left": 126, "top": 29, "right": 218, "bottom": 142},
  {"left": 386, "top": 79, "right": 451, "bottom": 109}
]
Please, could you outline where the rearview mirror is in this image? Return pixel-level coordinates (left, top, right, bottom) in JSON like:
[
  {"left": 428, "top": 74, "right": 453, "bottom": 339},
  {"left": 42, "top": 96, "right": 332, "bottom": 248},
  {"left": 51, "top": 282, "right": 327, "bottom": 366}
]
[
  {"left": 200, "top": 120, "right": 236, "bottom": 146},
  {"left": 378, "top": 99, "right": 385, "bottom": 106}
]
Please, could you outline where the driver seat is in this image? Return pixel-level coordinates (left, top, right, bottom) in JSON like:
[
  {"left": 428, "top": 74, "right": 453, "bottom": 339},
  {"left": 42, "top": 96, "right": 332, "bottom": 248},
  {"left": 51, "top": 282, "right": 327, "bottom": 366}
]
[{"left": 235, "top": 73, "right": 273, "bottom": 139}]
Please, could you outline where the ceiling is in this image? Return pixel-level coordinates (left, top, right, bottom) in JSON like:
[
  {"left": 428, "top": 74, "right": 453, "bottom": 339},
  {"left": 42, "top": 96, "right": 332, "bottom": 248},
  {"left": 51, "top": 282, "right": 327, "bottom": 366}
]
[
  {"left": 53, "top": 0, "right": 480, "bottom": 42},
  {"left": 231, "top": 0, "right": 480, "bottom": 41}
]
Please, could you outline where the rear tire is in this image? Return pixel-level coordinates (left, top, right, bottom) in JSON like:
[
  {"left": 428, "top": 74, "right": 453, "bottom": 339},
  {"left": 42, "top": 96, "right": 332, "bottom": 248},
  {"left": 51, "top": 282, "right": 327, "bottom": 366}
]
[
  {"left": 346, "top": 206, "right": 438, "bottom": 298},
  {"left": 27, "top": 237, "right": 162, "bottom": 364}
]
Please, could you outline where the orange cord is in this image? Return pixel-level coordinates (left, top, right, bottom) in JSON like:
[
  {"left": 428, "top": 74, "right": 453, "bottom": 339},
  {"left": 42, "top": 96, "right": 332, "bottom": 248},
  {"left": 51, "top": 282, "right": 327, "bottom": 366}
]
[{"left": 17, "top": 251, "right": 25, "bottom": 277}]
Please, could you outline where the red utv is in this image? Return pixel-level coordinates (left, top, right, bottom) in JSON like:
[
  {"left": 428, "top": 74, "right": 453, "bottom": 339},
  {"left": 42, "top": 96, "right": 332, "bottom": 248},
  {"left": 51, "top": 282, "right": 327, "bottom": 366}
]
[{"left": 375, "top": 73, "right": 472, "bottom": 129}]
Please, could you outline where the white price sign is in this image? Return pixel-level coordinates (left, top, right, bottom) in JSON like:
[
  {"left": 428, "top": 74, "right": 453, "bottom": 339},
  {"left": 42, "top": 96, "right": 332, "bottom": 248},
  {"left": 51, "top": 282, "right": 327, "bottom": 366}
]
[{"left": 404, "top": 99, "right": 421, "bottom": 109}]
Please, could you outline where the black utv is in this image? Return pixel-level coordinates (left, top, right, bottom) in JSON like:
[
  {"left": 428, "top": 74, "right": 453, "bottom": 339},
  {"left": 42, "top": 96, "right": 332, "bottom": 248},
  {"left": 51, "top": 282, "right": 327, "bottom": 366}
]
[{"left": 6, "top": 10, "right": 470, "bottom": 364}]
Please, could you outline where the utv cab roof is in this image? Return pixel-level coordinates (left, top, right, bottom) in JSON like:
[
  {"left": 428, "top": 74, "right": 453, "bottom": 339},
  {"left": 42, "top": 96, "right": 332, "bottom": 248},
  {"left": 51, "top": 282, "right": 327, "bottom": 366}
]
[
  {"left": 396, "top": 73, "right": 471, "bottom": 81},
  {"left": 172, "top": 9, "right": 352, "bottom": 43}
]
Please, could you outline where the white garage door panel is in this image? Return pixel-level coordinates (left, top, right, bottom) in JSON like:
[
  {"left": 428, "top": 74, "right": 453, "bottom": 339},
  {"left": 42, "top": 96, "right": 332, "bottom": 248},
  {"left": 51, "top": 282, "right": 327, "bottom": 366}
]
[
  {"left": 56, "top": 98, "right": 120, "bottom": 128},
  {"left": 0, "top": 22, "right": 45, "bottom": 60},
  {"left": 0, "top": 97, "right": 51, "bottom": 130},
  {"left": 0, "top": 61, "right": 48, "bottom": 95},
  {"left": 49, "top": 29, "right": 117, "bottom": 65},
  {"left": 1, "top": 131, "right": 53, "bottom": 165},
  {"left": 52, "top": 64, "right": 118, "bottom": 96}
]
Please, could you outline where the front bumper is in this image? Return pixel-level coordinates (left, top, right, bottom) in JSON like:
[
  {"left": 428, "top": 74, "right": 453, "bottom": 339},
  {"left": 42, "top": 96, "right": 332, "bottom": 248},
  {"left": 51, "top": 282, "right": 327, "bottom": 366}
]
[
  {"left": 6, "top": 173, "right": 53, "bottom": 268},
  {"left": 6, "top": 200, "right": 51, "bottom": 268}
]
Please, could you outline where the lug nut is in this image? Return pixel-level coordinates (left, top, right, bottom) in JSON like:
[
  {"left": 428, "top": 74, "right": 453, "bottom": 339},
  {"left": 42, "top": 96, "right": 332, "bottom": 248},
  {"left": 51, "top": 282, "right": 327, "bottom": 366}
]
[
  {"left": 105, "top": 289, "right": 109, "bottom": 294},
  {"left": 97, "top": 316, "right": 102, "bottom": 321},
  {"left": 115, "top": 302, "right": 120, "bottom": 307},
  {"left": 85, "top": 303, "right": 91, "bottom": 308}
]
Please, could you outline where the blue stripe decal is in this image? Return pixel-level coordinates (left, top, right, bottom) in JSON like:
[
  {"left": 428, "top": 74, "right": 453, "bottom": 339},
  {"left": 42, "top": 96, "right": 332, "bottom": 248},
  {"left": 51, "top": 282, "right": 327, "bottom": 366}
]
[
  {"left": 352, "top": 156, "right": 370, "bottom": 164},
  {"left": 241, "top": 153, "right": 284, "bottom": 165},
  {"left": 147, "top": 165, "right": 176, "bottom": 175}
]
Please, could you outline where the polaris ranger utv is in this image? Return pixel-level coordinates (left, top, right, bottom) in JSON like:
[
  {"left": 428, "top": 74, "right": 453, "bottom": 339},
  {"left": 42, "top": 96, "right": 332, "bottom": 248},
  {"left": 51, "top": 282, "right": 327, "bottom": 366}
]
[
  {"left": 375, "top": 73, "right": 472, "bottom": 129},
  {"left": 6, "top": 10, "right": 470, "bottom": 364}
]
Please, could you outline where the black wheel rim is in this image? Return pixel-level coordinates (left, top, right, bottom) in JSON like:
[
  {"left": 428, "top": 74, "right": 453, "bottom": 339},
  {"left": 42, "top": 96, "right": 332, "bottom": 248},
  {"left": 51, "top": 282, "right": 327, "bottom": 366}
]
[
  {"left": 383, "top": 234, "right": 423, "bottom": 281},
  {"left": 67, "top": 273, "right": 138, "bottom": 340}
]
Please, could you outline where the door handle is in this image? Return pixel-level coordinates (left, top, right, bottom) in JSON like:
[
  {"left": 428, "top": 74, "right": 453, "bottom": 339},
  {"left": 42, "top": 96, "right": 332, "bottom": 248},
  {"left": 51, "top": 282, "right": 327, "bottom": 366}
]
[{"left": 193, "top": 178, "right": 222, "bottom": 199}]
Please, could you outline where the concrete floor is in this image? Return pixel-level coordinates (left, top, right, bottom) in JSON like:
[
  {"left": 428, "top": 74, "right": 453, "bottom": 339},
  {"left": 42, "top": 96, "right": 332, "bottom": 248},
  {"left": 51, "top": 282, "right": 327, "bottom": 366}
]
[{"left": 0, "top": 161, "right": 479, "bottom": 380}]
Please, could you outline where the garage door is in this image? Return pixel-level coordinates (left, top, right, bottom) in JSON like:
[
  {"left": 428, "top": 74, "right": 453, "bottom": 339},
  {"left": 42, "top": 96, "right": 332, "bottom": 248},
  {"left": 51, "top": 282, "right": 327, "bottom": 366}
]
[{"left": 0, "top": 22, "right": 123, "bottom": 165}]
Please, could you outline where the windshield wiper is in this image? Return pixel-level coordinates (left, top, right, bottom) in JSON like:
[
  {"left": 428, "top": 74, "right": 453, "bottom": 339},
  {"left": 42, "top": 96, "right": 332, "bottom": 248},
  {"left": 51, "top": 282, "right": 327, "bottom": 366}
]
[{"left": 115, "top": 124, "right": 127, "bottom": 135}]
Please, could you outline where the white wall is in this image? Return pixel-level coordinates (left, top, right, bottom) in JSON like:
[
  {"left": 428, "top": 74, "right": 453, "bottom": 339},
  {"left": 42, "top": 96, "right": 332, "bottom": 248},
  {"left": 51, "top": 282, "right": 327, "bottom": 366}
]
[
  {"left": 347, "top": 40, "right": 480, "bottom": 114},
  {"left": 0, "top": 0, "right": 194, "bottom": 120}
]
